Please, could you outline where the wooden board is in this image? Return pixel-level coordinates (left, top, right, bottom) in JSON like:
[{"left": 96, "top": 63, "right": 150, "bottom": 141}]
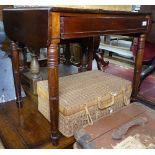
[
  {"left": 0, "top": 90, "right": 74, "bottom": 149},
  {"left": 74, "top": 103, "right": 155, "bottom": 149}
]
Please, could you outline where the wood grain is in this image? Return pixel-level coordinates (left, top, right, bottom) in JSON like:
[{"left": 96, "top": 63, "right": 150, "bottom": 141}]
[{"left": 0, "top": 85, "right": 74, "bottom": 148}]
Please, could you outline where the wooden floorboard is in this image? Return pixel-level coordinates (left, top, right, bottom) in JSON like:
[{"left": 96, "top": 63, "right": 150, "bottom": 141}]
[{"left": 0, "top": 84, "right": 75, "bottom": 149}]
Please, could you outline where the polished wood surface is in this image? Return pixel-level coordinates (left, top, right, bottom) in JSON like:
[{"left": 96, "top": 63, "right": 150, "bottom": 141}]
[
  {"left": 3, "top": 7, "right": 151, "bottom": 47},
  {"left": 47, "top": 43, "right": 59, "bottom": 145},
  {"left": 132, "top": 34, "right": 146, "bottom": 98},
  {"left": 2, "top": 7, "right": 151, "bottom": 146},
  {"left": 11, "top": 41, "right": 22, "bottom": 108},
  {"left": 60, "top": 15, "right": 149, "bottom": 39},
  {"left": 3, "top": 8, "right": 49, "bottom": 49},
  {"left": 140, "top": 5, "right": 155, "bottom": 43},
  {"left": 0, "top": 85, "right": 74, "bottom": 149}
]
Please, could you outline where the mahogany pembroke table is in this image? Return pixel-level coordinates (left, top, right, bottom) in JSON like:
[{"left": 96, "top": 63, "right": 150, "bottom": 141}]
[{"left": 2, "top": 7, "right": 151, "bottom": 146}]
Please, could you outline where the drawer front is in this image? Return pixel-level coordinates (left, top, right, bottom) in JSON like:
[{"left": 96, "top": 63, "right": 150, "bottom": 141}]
[{"left": 60, "top": 16, "right": 150, "bottom": 39}]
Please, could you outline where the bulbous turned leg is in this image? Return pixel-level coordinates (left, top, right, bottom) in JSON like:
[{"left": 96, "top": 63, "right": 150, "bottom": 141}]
[
  {"left": 78, "top": 38, "right": 90, "bottom": 72},
  {"left": 95, "top": 49, "right": 109, "bottom": 71},
  {"left": 18, "top": 43, "right": 28, "bottom": 72},
  {"left": 30, "top": 53, "right": 41, "bottom": 79},
  {"left": 11, "top": 41, "right": 22, "bottom": 108},
  {"left": 87, "top": 36, "right": 109, "bottom": 71},
  {"left": 18, "top": 49, "right": 25, "bottom": 72},
  {"left": 79, "top": 45, "right": 88, "bottom": 72},
  {"left": 93, "top": 36, "right": 109, "bottom": 71},
  {"left": 30, "top": 52, "right": 42, "bottom": 95}
]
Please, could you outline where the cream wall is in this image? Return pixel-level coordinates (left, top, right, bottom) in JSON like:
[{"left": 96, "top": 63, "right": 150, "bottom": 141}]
[{"left": 55, "top": 5, "right": 132, "bottom": 11}]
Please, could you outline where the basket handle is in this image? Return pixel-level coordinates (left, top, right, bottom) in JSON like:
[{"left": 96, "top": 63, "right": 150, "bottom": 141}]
[
  {"left": 97, "top": 92, "right": 117, "bottom": 110},
  {"left": 84, "top": 103, "right": 93, "bottom": 125}
]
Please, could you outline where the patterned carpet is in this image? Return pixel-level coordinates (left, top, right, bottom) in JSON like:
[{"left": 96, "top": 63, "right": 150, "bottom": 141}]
[
  {"left": 104, "top": 62, "right": 155, "bottom": 101},
  {"left": 105, "top": 58, "right": 155, "bottom": 116}
]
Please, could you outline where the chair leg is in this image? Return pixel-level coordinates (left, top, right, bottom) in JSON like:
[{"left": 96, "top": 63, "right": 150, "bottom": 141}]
[
  {"left": 95, "top": 50, "right": 109, "bottom": 71},
  {"left": 139, "top": 57, "right": 155, "bottom": 87}
]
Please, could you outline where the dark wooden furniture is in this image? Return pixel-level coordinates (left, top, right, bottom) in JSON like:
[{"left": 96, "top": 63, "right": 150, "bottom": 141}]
[
  {"left": 139, "top": 6, "right": 155, "bottom": 99},
  {"left": 131, "top": 39, "right": 155, "bottom": 88},
  {"left": 2, "top": 7, "right": 151, "bottom": 147}
]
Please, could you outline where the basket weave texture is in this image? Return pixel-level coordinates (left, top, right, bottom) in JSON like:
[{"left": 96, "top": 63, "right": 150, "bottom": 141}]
[{"left": 37, "top": 70, "right": 132, "bottom": 137}]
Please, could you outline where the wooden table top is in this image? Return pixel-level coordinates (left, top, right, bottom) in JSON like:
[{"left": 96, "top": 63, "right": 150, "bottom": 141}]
[
  {"left": 2, "top": 7, "right": 151, "bottom": 49},
  {"left": 2, "top": 6, "right": 151, "bottom": 15}
]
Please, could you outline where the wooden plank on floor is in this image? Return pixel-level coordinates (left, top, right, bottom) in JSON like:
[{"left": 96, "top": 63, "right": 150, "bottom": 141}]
[{"left": 0, "top": 98, "right": 75, "bottom": 149}]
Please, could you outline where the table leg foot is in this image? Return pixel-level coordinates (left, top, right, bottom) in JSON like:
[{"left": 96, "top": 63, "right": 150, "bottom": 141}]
[
  {"left": 16, "top": 97, "right": 23, "bottom": 108},
  {"left": 51, "top": 132, "right": 60, "bottom": 146}
]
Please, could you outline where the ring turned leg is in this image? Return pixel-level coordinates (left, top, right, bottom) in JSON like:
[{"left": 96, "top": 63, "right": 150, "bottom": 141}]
[
  {"left": 11, "top": 41, "right": 22, "bottom": 108},
  {"left": 47, "top": 43, "right": 59, "bottom": 146},
  {"left": 132, "top": 34, "right": 146, "bottom": 99}
]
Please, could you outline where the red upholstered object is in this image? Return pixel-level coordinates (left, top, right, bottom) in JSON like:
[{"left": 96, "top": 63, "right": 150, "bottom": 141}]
[
  {"left": 131, "top": 40, "right": 155, "bottom": 61},
  {"left": 144, "top": 41, "right": 155, "bottom": 61}
]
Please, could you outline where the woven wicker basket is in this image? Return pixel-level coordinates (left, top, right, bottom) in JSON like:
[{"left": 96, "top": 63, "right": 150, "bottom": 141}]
[{"left": 37, "top": 70, "right": 132, "bottom": 137}]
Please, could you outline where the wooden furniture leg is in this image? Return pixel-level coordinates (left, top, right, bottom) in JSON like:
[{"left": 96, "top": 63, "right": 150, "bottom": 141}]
[
  {"left": 78, "top": 39, "right": 88, "bottom": 72},
  {"left": 140, "top": 57, "right": 155, "bottom": 86},
  {"left": 80, "top": 37, "right": 101, "bottom": 71},
  {"left": 18, "top": 49, "right": 25, "bottom": 72},
  {"left": 11, "top": 41, "right": 22, "bottom": 108},
  {"left": 47, "top": 42, "right": 59, "bottom": 146},
  {"left": 18, "top": 43, "right": 27, "bottom": 72},
  {"left": 95, "top": 51, "right": 109, "bottom": 71},
  {"left": 64, "top": 43, "right": 71, "bottom": 65},
  {"left": 94, "top": 37, "right": 109, "bottom": 71},
  {"left": 29, "top": 51, "right": 42, "bottom": 95},
  {"left": 30, "top": 52, "right": 41, "bottom": 79},
  {"left": 87, "top": 37, "right": 94, "bottom": 71},
  {"left": 132, "top": 34, "right": 146, "bottom": 99}
]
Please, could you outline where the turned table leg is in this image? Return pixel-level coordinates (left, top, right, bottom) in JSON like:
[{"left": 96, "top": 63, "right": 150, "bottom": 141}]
[
  {"left": 78, "top": 39, "right": 88, "bottom": 72},
  {"left": 11, "top": 41, "right": 22, "bottom": 108},
  {"left": 93, "top": 37, "right": 109, "bottom": 71},
  {"left": 87, "top": 37, "right": 94, "bottom": 71},
  {"left": 64, "top": 43, "right": 71, "bottom": 65},
  {"left": 30, "top": 52, "right": 40, "bottom": 79},
  {"left": 18, "top": 43, "right": 27, "bottom": 72},
  {"left": 132, "top": 34, "right": 146, "bottom": 99},
  {"left": 47, "top": 43, "right": 59, "bottom": 146},
  {"left": 30, "top": 51, "right": 42, "bottom": 95}
]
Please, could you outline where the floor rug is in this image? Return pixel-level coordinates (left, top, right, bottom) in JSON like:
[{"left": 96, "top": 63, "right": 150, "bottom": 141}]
[{"left": 104, "top": 63, "right": 155, "bottom": 102}]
